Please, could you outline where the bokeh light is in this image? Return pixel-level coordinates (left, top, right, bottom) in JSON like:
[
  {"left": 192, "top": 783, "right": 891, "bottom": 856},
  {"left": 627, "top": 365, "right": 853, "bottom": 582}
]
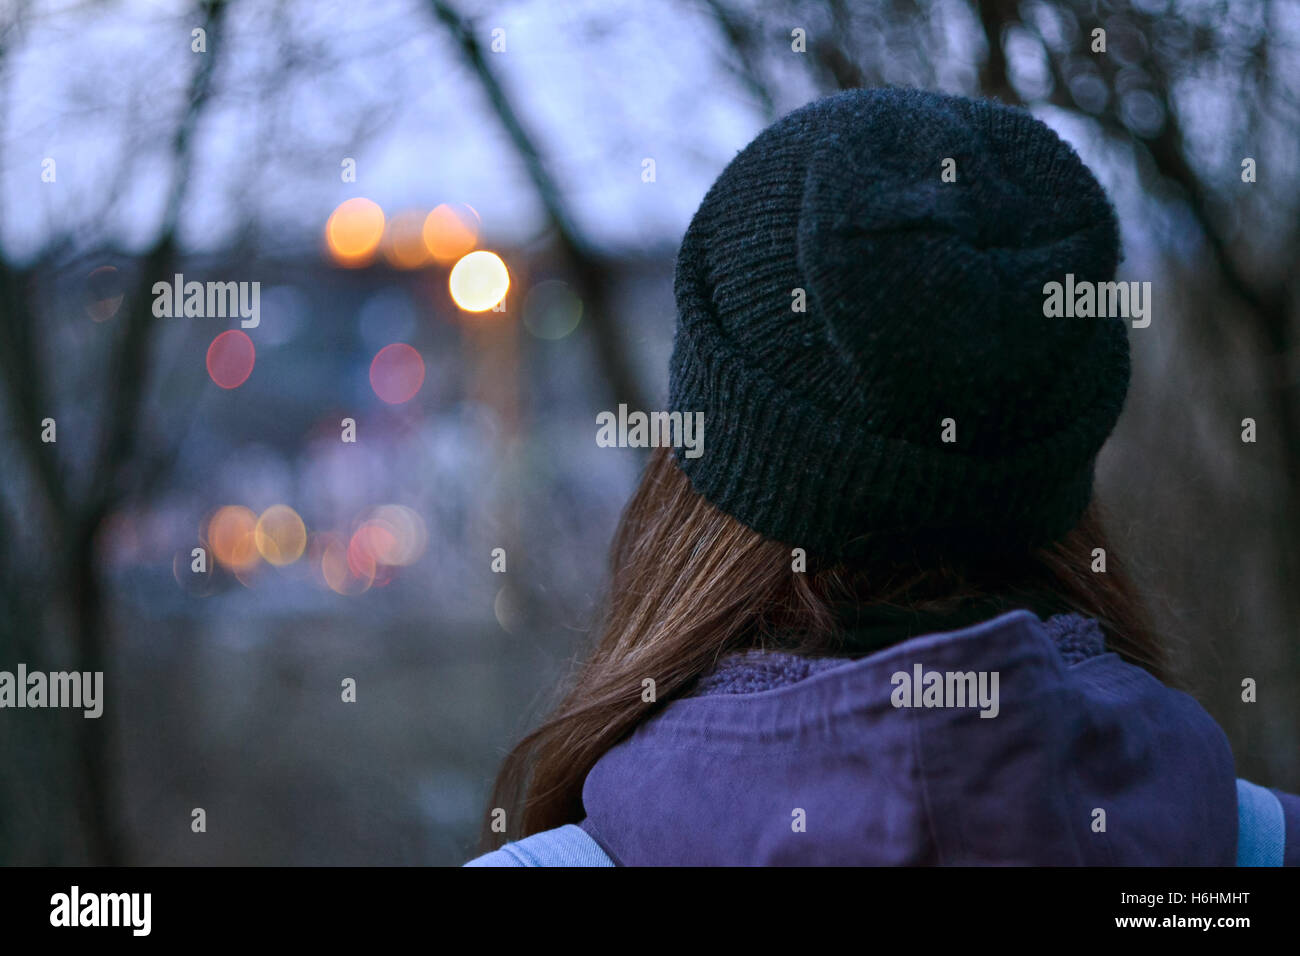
[
  {"left": 449, "top": 250, "right": 510, "bottom": 312},
  {"left": 382, "top": 210, "right": 432, "bottom": 269},
  {"left": 522, "top": 279, "right": 583, "bottom": 339},
  {"left": 85, "top": 266, "right": 124, "bottom": 322},
  {"left": 232, "top": 563, "right": 260, "bottom": 589},
  {"left": 207, "top": 505, "right": 260, "bottom": 571},
  {"left": 357, "top": 505, "right": 427, "bottom": 566},
  {"left": 347, "top": 522, "right": 395, "bottom": 580},
  {"left": 326, "top": 197, "right": 386, "bottom": 267},
  {"left": 315, "top": 532, "right": 373, "bottom": 595},
  {"left": 494, "top": 585, "right": 521, "bottom": 634},
  {"left": 369, "top": 343, "right": 425, "bottom": 404},
  {"left": 254, "top": 504, "right": 307, "bottom": 566},
  {"left": 421, "top": 203, "right": 480, "bottom": 263},
  {"left": 172, "top": 547, "right": 216, "bottom": 596},
  {"left": 307, "top": 507, "right": 428, "bottom": 597},
  {"left": 206, "top": 330, "right": 256, "bottom": 389}
]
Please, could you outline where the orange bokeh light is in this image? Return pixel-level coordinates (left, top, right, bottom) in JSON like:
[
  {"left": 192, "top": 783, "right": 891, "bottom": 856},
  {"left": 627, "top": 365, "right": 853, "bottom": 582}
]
[
  {"left": 326, "top": 198, "right": 386, "bottom": 266},
  {"left": 382, "top": 210, "right": 433, "bottom": 269},
  {"left": 207, "top": 505, "right": 260, "bottom": 571},
  {"left": 422, "top": 203, "right": 480, "bottom": 263}
]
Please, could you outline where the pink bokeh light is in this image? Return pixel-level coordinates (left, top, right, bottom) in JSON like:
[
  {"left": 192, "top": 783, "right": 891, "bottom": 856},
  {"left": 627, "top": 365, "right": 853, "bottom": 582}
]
[
  {"left": 369, "top": 343, "right": 425, "bottom": 404},
  {"left": 206, "top": 330, "right": 256, "bottom": 389}
]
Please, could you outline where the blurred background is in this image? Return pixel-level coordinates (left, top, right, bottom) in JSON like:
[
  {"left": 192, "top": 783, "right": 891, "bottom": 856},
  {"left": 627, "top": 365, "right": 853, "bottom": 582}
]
[{"left": 0, "top": 0, "right": 1297, "bottom": 865}]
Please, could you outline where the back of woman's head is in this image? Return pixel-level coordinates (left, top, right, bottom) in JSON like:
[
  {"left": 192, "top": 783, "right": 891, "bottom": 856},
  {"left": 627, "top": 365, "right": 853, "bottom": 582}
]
[{"left": 485, "top": 88, "right": 1150, "bottom": 846}]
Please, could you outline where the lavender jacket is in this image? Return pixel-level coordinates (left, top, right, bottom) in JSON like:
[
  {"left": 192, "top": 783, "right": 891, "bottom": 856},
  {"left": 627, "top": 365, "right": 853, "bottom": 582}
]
[{"left": 469, "top": 610, "right": 1299, "bottom": 866}]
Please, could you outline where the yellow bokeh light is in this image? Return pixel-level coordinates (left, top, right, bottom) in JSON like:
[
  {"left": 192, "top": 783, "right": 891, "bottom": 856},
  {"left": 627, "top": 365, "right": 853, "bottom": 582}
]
[
  {"left": 382, "top": 210, "right": 433, "bottom": 269},
  {"left": 326, "top": 198, "right": 385, "bottom": 266},
  {"left": 449, "top": 250, "right": 510, "bottom": 312},
  {"left": 422, "top": 203, "right": 480, "bottom": 263},
  {"left": 207, "top": 505, "right": 260, "bottom": 571},
  {"left": 254, "top": 504, "right": 307, "bottom": 566}
]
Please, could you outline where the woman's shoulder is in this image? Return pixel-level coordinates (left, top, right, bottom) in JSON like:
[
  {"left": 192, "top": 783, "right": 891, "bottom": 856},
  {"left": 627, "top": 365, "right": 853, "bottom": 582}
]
[{"left": 463, "top": 823, "right": 614, "bottom": 867}]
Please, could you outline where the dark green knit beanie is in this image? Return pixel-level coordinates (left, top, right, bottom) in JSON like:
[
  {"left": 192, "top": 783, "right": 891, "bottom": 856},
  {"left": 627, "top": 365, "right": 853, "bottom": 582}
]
[{"left": 669, "top": 87, "right": 1130, "bottom": 560}]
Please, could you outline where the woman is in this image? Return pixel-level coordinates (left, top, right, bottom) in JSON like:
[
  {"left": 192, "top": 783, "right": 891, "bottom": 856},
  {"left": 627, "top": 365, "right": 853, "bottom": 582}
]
[{"left": 467, "top": 88, "right": 1298, "bottom": 866}]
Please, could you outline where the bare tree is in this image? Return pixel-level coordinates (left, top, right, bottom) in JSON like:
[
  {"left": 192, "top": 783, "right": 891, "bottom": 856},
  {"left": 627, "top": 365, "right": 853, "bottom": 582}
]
[{"left": 0, "top": 0, "right": 230, "bottom": 865}]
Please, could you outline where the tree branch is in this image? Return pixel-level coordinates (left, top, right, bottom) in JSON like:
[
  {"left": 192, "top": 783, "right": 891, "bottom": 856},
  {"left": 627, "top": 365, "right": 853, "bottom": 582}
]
[{"left": 428, "top": 0, "right": 649, "bottom": 412}]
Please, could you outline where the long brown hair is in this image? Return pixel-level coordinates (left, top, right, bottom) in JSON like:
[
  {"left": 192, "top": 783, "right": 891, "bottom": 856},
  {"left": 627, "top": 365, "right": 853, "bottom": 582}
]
[{"left": 484, "top": 446, "right": 1166, "bottom": 847}]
